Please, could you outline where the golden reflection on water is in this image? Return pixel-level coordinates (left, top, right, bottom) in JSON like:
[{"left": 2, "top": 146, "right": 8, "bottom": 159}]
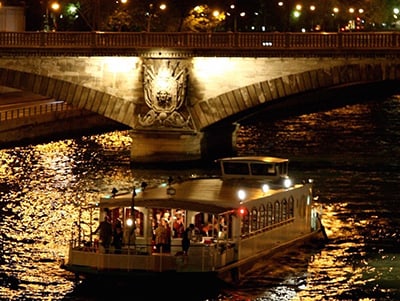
[
  {"left": 1, "top": 120, "right": 399, "bottom": 300},
  {"left": 0, "top": 132, "right": 136, "bottom": 300}
]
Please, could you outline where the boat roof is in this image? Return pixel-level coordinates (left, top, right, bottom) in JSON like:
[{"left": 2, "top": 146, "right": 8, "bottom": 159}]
[
  {"left": 96, "top": 156, "right": 295, "bottom": 214},
  {"left": 99, "top": 177, "right": 294, "bottom": 214}
]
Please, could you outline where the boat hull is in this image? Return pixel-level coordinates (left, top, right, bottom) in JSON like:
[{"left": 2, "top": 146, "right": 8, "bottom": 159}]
[
  {"left": 62, "top": 228, "right": 326, "bottom": 284},
  {"left": 216, "top": 228, "right": 326, "bottom": 283}
]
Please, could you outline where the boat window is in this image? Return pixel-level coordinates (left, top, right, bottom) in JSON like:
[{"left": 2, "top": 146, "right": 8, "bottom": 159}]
[
  {"left": 125, "top": 208, "right": 144, "bottom": 236},
  {"left": 288, "top": 196, "right": 294, "bottom": 218},
  {"left": 276, "top": 162, "right": 288, "bottom": 176},
  {"left": 172, "top": 209, "right": 185, "bottom": 238},
  {"left": 218, "top": 215, "right": 229, "bottom": 239},
  {"left": 134, "top": 211, "right": 144, "bottom": 236},
  {"left": 259, "top": 204, "right": 266, "bottom": 228},
  {"left": 240, "top": 209, "right": 250, "bottom": 236},
  {"left": 223, "top": 162, "right": 249, "bottom": 175},
  {"left": 267, "top": 203, "right": 273, "bottom": 225},
  {"left": 250, "top": 163, "right": 276, "bottom": 176},
  {"left": 194, "top": 212, "right": 215, "bottom": 239},
  {"left": 282, "top": 199, "right": 288, "bottom": 221},
  {"left": 250, "top": 207, "right": 258, "bottom": 232},
  {"left": 274, "top": 201, "right": 281, "bottom": 223}
]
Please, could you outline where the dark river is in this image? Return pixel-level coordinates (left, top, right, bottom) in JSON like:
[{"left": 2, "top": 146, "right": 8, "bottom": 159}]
[{"left": 0, "top": 94, "right": 399, "bottom": 300}]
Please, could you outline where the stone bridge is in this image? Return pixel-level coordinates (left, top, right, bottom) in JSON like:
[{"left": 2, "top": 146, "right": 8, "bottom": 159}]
[{"left": 0, "top": 32, "right": 400, "bottom": 163}]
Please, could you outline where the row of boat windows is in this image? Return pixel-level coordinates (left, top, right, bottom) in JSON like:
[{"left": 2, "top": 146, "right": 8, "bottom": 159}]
[
  {"left": 103, "top": 196, "right": 300, "bottom": 241},
  {"left": 241, "top": 196, "right": 296, "bottom": 235},
  {"left": 105, "top": 207, "right": 225, "bottom": 240},
  {"left": 222, "top": 162, "right": 288, "bottom": 176}
]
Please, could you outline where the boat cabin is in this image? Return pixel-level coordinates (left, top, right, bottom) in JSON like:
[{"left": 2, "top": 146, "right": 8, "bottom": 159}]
[{"left": 219, "top": 156, "right": 289, "bottom": 181}]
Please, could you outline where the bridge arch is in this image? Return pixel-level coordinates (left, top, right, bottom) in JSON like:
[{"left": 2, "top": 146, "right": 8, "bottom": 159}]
[
  {"left": 191, "top": 62, "right": 400, "bottom": 130},
  {"left": 0, "top": 67, "right": 135, "bottom": 127}
]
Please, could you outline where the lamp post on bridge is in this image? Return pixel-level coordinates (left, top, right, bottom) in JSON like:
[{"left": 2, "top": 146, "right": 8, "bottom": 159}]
[
  {"left": 43, "top": 0, "right": 60, "bottom": 31},
  {"left": 146, "top": 3, "right": 166, "bottom": 32},
  {"left": 229, "top": 3, "right": 237, "bottom": 32}
]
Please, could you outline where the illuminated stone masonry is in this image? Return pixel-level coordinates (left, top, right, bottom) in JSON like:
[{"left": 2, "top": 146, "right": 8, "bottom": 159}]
[{"left": 138, "top": 59, "right": 193, "bottom": 130}]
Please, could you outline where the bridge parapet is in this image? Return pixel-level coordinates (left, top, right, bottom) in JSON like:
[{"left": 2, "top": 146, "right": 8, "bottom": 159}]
[{"left": 1, "top": 32, "right": 400, "bottom": 57}]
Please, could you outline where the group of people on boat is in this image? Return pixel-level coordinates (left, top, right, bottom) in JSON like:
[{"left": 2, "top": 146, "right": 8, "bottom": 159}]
[
  {"left": 152, "top": 210, "right": 197, "bottom": 254},
  {"left": 91, "top": 206, "right": 228, "bottom": 255}
]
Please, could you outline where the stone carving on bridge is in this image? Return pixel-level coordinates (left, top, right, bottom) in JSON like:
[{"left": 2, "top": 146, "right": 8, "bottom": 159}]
[{"left": 138, "top": 60, "right": 192, "bottom": 130}]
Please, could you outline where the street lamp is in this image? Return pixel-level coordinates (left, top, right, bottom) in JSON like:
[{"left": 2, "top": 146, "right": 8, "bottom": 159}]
[
  {"left": 44, "top": 1, "right": 60, "bottom": 31},
  {"left": 309, "top": 5, "right": 316, "bottom": 31},
  {"left": 146, "top": 3, "right": 166, "bottom": 32},
  {"left": 332, "top": 7, "right": 340, "bottom": 32},
  {"left": 227, "top": 3, "right": 237, "bottom": 32}
]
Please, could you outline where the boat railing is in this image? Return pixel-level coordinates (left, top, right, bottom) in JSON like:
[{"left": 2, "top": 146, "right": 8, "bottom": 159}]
[
  {"left": 68, "top": 237, "right": 237, "bottom": 272},
  {"left": 70, "top": 238, "right": 153, "bottom": 255},
  {"left": 241, "top": 218, "right": 295, "bottom": 239}
]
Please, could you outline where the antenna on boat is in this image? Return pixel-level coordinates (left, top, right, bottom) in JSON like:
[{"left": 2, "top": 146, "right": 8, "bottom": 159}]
[{"left": 130, "top": 186, "right": 137, "bottom": 249}]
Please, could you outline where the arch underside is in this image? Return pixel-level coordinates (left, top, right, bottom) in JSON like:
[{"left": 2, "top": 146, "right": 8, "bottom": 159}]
[
  {"left": 191, "top": 63, "right": 400, "bottom": 130},
  {"left": 0, "top": 67, "right": 135, "bottom": 128}
]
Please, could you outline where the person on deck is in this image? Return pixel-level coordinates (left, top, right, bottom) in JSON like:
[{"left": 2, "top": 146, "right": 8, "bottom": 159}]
[
  {"left": 181, "top": 224, "right": 195, "bottom": 255},
  {"left": 93, "top": 215, "right": 113, "bottom": 253},
  {"left": 155, "top": 218, "right": 169, "bottom": 253}
]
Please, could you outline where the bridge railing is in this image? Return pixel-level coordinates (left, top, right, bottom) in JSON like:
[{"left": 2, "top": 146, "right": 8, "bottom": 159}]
[
  {"left": 0, "top": 102, "right": 72, "bottom": 122},
  {"left": 0, "top": 31, "right": 400, "bottom": 50}
]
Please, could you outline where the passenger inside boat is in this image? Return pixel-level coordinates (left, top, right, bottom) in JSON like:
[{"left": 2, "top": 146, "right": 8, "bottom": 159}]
[{"left": 89, "top": 203, "right": 235, "bottom": 256}]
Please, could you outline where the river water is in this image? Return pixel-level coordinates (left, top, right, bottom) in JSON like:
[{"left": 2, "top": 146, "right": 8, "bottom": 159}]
[{"left": 0, "top": 94, "right": 399, "bottom": 300}]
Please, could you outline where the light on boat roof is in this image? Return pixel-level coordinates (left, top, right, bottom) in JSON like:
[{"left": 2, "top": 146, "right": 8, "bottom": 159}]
[
  {"left": 283, "top": 178, "right": 292, "bottom": 188},
  {"left": 262, "top": 184, "right": 270, "bottom": 193},
  {"left": 237, "top": 189, "right": 246, "bottom": 204}
]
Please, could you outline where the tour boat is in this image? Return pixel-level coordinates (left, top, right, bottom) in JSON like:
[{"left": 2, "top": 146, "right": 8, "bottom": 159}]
[{"left": 61, "top": 156, "right": 327, "bottom": 283}]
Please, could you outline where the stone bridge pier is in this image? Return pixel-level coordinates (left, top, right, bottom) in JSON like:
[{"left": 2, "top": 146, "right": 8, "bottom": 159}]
[
  {"left": 127, "top": 56, "right": 243, "bottom": 163},
  {"left": 130, "top": 124, "right": 239, "bottom": 163}
]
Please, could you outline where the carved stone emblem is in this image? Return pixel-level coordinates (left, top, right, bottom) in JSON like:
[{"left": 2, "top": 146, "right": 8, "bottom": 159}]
[{"left": 139, "top": 60, "right": 192, "bottom": 129}]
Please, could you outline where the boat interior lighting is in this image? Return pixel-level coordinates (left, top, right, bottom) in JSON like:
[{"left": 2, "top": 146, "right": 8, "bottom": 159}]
[{"left": 126, "top": 218, "right": 133, "bottom": 227}]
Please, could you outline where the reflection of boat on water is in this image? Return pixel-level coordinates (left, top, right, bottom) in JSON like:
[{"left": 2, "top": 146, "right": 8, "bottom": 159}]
[{"left": 61, "top": 156, "right": 327, "bottom": 283}]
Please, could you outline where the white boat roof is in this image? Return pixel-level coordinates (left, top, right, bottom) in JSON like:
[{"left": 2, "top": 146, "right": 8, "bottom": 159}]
[
  {"left": 99, "top": 178, "right": 294, "bottom": 214},
  {"left": 97, "top": 156, "right": 294, "bottom": 214}
]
